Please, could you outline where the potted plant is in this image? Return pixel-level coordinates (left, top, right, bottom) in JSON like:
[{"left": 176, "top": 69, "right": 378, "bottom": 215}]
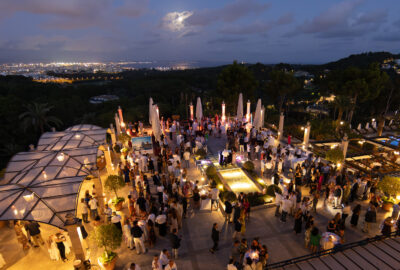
[
  {"left": 92, "top": 224, "right": 122, "bottom": 270},
  {"left": 118, "top": 133, "right": 131, "bottom": 146},
  {"left": 378, "top": 176, "right": 400, "bottom": 211},
  {"left": 104, "top": 175, "right": 126, "bottom": 211}
]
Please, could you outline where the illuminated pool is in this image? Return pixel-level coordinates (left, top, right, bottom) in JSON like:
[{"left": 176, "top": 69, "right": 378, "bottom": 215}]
[
  {"left": 218, "top": 168, "right": 261, "bottom": 194},
  {"left": 376, "top": 136, "right": 400, "bottom": 147}
]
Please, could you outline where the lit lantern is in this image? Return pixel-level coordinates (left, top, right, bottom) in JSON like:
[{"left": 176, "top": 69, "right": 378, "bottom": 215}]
[
  {"left": 222, "top": 101, "right": 226, "bottom": 123},
  {"left": 189, "top": 103, "right": 194, "bottom": 120},
  {"left": 246, "top": 100, "right": 251, "bottom": 122},
  {"left": 118, "top": 106, "right": 124, "bottom": 124}
]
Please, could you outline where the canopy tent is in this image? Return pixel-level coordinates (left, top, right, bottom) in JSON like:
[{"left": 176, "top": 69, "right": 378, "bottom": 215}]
[
  {"left": 253, "top": 99, "right": 262, "bottom": 129},
  {"left": 0, "top": 147, "right": 98, "bottom": 228},
  {"left": 237, "top": 93, "right": 243, "bottom": 120},
  {"left": 37, "top": 124, "right": 106, "bottom": 151},
  {"left": 0, "top": 124, "right": 105, "bottom": 228},
  {"left": 196, "top": 97, "right": 203, "bottom": 122}
]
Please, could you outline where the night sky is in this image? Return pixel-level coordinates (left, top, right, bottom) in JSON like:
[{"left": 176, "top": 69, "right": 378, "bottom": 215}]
[{"left": 0, "top": 0, "right": 399, "bottom": 64}]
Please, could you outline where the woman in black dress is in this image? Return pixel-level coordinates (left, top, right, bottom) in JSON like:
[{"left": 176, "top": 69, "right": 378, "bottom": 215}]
[
  {"left": 294, "top": 208, "right": 303, "bottom": 234},
  {"left": 350, "top": 204, "right": 361, "bottom": 227},
  {"left": 54, "top": 233, "right": 67, "bottom": 262}
]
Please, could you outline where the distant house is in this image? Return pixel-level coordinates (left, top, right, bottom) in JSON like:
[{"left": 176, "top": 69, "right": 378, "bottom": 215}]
[
  {"left": 89, "top": 95, "right": 119, "bottom": 104},
  {"left": 294, "top": 70, "right": 312, "bottom": 78}
]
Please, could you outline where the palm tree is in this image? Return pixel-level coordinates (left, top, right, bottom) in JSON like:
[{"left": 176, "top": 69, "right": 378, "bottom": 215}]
[{"left": 19, "top": 103, "right": 62, "bottom": 134}]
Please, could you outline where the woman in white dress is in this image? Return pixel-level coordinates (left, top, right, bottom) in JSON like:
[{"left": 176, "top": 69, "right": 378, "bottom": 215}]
[{"left": 123, "top": 218, "right": 134, "bottom": 250}]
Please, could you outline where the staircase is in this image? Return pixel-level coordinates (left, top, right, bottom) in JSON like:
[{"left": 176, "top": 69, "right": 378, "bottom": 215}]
[{"left": 267, "top": 234, "right": 400, "bottom": 270}]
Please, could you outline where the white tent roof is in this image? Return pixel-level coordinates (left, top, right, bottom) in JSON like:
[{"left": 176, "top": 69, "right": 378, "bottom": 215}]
[
  {"left": 0, "top": 124, "right": 106, "bottom": 228},
  {"left": 37, "top": 125, "right": 106, "bottom": 151}
]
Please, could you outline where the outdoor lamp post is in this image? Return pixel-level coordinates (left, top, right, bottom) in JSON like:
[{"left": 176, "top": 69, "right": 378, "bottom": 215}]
[
  {"left": 246, "top": 100, "right": 251, "bottom": 122},
  {"left": 303, "top": 121, "right": 311, "bottom": 149},
  {"left": 189, "top": 103, "right": 194, "bottom": 120},
  {"left": 118, "top": 106, "right": 124, "bottom": 124},
  {"left": 222, "top": 101, "right": 226, "bottom": 123}
]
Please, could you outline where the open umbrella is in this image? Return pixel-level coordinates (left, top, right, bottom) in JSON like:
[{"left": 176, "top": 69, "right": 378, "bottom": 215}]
[
  {"left": 237, "top": 93, "right": 243, "bottom": 120},
  {"left": 196, "top": 97, "right": 203, "bottom": 122},
  {"left": 151, "top": 104, "right": 162, "bottom": 142},
  {"left": 253, "top": 99, "right": 262, "bottom": 129}
]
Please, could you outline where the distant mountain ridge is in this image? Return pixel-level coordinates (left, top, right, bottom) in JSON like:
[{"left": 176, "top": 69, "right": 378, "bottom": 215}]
[{"left": 322, "top": 51, "right": 400, "bottom": 70}]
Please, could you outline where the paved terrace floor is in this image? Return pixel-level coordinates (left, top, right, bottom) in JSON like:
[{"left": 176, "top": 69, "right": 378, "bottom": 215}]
[{"left": 0, "top": 134, "right": 391, "bottom": 270}]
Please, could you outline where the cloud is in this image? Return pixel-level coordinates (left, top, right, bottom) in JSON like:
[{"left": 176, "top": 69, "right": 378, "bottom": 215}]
[
  {"left": 207, "top": 37, "right": 246, "bottom": 44},
  {"left": 219, "top": 22, "right": 273, "bottom": 35},
  {"left": 394, "top": 19, "right": 400, "bottom": 29},
  {"left": 288, "top": 0, "right": 387, "bottom": 39},
  {"left": 276, "top": 13, "right": 294, "bottom": 25},
  {"left": 186, "top": 0, "right": 269, "bottom": 26},
  {"left": 218, "top": 13, "right": 293, "bottom": 35},
  {"left": 0, "top": 0, "right": 149, "bottom": 29},
  {"left": 116, "top": 0, "right": 149, "bottom": 17},
  {"left": 354, "top": 10, "right": 387, "bottom": 25},
  {"left": 297, "top": 0, "right": 364, "bottom": 34},
  {"left": 162, "top": 11, "right": 193, "bottom": 32}
]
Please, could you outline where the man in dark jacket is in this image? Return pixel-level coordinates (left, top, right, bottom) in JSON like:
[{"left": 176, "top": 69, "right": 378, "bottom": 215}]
[
  {"left": 362, "top": 204, "right": 376, "bottom": 233},
  {"left": 233, "top": 203, "right": 241, "bottom": 223},
  {"left": 25, "top": 221, "right": 44, "bottom": 247},
  {"left": 131, "top": 221, "right": 146, "bottom": 254},
  {"left": 209, "top": 223, "right": 220, "bottom": 253},
  {"left": 170, "top": 228, "right": 181, "bottom": 259},
  {"left": 225, "top": 200, "right": 233, "bottom": 223}
]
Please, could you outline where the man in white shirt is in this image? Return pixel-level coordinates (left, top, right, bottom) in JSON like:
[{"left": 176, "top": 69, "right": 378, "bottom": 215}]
[
  {"left": 104, "top": 204, "right": 112, "bottom": 223},
  {"left": 164, "top": 260, "right": 177, "bottom": 270},
  {"left": 80, "top": 198, "right": 89, "bottom": 223},
  {"left": 183, "top": 150, "right": 191, "bottom": 168},
  {"left": 280, "top": 196, "right": 292, "bottom": 222},
  {"left": 88, "top": 197, "right": 98, "bottom": 219},
  {"left": 275, "top": 192, "right": 283, "bottom": 217},
  {"left": 159, "top": 249, "right": 170, "bottom": 268},
  {"left": 211, "top": 187, "right": 220, "bottom": 211}
]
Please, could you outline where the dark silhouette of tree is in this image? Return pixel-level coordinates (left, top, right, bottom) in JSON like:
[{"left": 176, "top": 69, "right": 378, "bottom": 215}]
[{"left": 19, "top": 102, "right": 62, "bottom": 134}]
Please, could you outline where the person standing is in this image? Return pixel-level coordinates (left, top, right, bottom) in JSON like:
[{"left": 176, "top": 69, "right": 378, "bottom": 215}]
[
  {"left": 131, "top": 221, "right": 146, "bottom": 254},
  {"left": 25, "top": 221, "right": 44, "bottom": 247},
  {"left": 152, "top": 254, "right": 162, "bottom": 270},
  {"left": 165, "top": 260, "right": 177, "bottom": 270},
  {"left": 111, "top": 212, "right": 122, "bottom": 233},
  {"left": 225, "top": 200, "right": 233, "bottom": 223},
  {"left": 88, "top": 196, "right": 99, "bottom": 220},
  {"left": 170, "top": 228, "right": 181, "bottom": 259},
  {"left": 392, "top": 202, "right": 400, "bottom": 220},
  {"left": 104, "top": 204, "right": 112, "bottom": 223},
  {"left": 232, "top": 219, "right": 242, "bottom": 241},
  {"left": 293, "top": 208, "right": 303, "bottom": 234},
  {"left": 183, "top": 149, "right": 190, "bottom": 168},
  {"left": 362, "top": 204, "right": 377, "bottom": 233},
  {"left": 159, "top": 249, "right": 170, "bottom": 269},
  {"left": 53, "top": 233, "right": 67, "bottom": 262},
  {"left": 230, "top": 240, "right": 240, "bottom": 267},
  {"left": 209, "top": 223, "right": 220, "bottom": 253},
  {"left": 210, "top": 186, "right": 220, "bottom": 211},
  {"left": 350, "top": 204, "right": 361, "bottom": 227},
  {"left": 275, "top": 191, "right": 282, "bottom": 217},
  {"left": 80, "top": 198, "right": 89, "bottom": 223},
  {"left": 280, "top": 196, "right": 292, "bottom": 223}
]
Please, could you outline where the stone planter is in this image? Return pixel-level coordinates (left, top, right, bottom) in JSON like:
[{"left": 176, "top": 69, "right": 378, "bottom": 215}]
[
  {"left": 382, "top": 202, "right": 393, "bottom": 212},
  {"left": 115, "top": 201, "right": 123, "bottom": 211},
  {"left": 101, "top": 255, "right": 118, "bottom": 270}
]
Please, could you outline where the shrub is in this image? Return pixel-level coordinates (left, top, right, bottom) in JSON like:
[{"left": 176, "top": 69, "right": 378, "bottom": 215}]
[
  {"left": 118, "top": 133, "right": 131, "bottom": 145},
  {"left": 206, "top": 166, "right": 217, "bottom": 177},
  {"left": 195, "top": 148, "right": 207, "bottom": 159},
  {"left": 91, "top": 224, "right": 122, "bottom": 264},
  {"left": 266, "top": 185, "right": 282, "bottom": 197},
  {"left": 378, "top": 176, "right": 400, "bottom": 197},
  {"left": 224, "top": 191, "right": 237, "bottom": 202},
  {"left": 246, "top": 192, "right": 264, "bottom": 206},
  {"left": 325, "top": 148, "right": 344, "bottom": 164},
  {"left": 104, "top": 175, "right": 125, "bottom": 198},
  {"left": 113, "top": 144, "right": 121, "bottom": 153},
  {"left": 243, "top": 161, "right": 255, "bottom": 171}
]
